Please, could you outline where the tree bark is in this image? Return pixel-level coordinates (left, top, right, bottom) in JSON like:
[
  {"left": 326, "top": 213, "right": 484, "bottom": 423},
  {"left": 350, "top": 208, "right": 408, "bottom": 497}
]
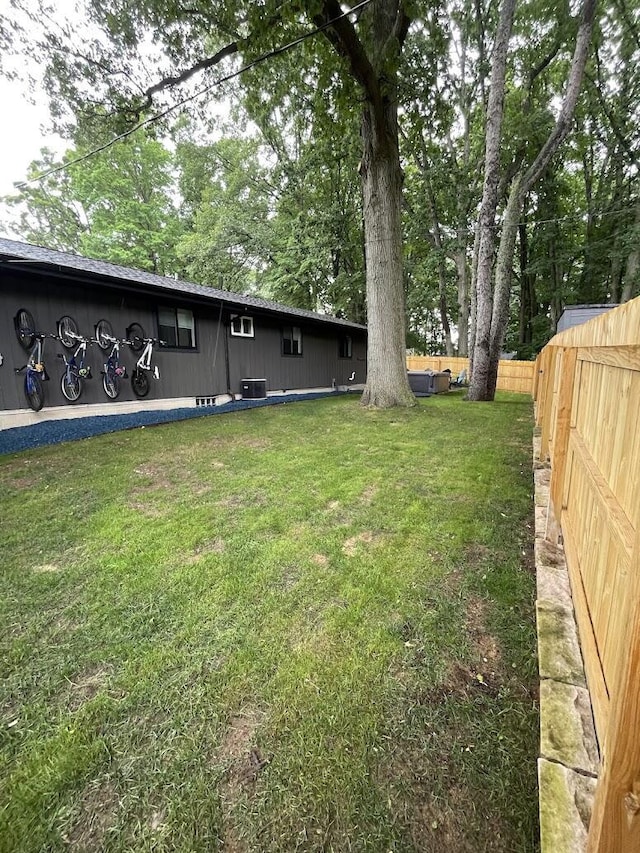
[
  {"left": 469, "top": 0, "right": 597, "bottom": 401},
  {"left": 455, "top": 239, "right": 470, "bottom": 356},
  {"left": 487, "top": 175, "right": 522, "bottom": 397},
  {"left": 359, "top": 99, "right": 415, "bottom": 407},
  {"left": 317, "top": 0, "right": 414, "bottom": 407},
  {"left": 621, "top": 198, "right": 640, "bottom": 302},
  {"left": 467, "top": 0, "right": 517, "bottom": 401}
]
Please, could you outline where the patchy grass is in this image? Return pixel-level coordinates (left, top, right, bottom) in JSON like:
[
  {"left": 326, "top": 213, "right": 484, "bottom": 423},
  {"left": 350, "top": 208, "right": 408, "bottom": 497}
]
[{"left": 0, "top": 392, "right": 538, "bottom": 852}]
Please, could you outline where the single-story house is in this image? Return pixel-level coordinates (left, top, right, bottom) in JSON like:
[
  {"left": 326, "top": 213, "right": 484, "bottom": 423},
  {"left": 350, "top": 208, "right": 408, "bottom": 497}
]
[{"left": 0, "top": 238, "right": 367, "bottom": 427}]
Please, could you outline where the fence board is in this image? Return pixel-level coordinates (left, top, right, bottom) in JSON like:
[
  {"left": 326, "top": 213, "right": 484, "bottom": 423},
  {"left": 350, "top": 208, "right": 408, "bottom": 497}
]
[{"left": 534, "top": 296, "right": 640, "bottom": 852}]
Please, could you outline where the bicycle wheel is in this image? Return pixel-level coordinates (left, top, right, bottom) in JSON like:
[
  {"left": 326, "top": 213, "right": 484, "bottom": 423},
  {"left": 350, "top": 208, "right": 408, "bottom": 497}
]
[
  {"left": 24, "top": 371, "right": 44, "bottom": 411},
  {"left": 14, "top": 309, "right": 36, "bottom": 350},
  {"left": 102, "top": 369, "right": 120, "bottom": 399},
  {"left": 61, "top": 369, "right": 82, "bottom": 402},
  {"left": 58, "top": 315, "right": 79, "bottom": 348},
  {"left": 95, "top": 319, "right": 114, "bottom": 350},
  {"left": 131, "top": 367, "right": 150, "bottom": 398},
  {"left": 126, "top": 322, "right": 145, "bottom": 352}
]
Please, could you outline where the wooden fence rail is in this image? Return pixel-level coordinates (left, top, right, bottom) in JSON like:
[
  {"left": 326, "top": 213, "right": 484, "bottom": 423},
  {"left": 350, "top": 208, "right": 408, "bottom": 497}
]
[
  {"left": 534, "top": 297, "right": 640, "bottom": 852},
  {"left": 406, "top": 355, "right": 536, "bottom": 395}
]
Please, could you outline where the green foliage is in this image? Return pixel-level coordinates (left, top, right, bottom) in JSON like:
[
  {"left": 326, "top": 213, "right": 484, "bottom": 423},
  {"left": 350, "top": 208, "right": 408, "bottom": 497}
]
[
  {"left": 175, "top": 136, "right": 273, "bottom": 292},
  {"left": 2, "top": 134, "right": 183, "bottom": 275}
]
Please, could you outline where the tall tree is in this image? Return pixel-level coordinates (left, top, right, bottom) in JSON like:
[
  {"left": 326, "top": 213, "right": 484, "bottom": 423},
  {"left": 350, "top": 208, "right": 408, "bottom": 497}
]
[
  {"left": 469, "top": 0, "right": 598, "bottom": 401},
  {"left": 6, "top": 0, "right": 416, "bottom": 407}
]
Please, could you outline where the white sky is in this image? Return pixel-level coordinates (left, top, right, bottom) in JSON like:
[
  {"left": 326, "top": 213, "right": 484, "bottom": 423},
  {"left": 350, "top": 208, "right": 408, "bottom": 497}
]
[{"left": 0, "top": 76, "right": 64, "bottom": 196}]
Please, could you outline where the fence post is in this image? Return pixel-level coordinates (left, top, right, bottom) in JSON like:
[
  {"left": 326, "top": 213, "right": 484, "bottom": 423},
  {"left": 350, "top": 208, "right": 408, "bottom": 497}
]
[
  {"left": 587, "top": 517, "right": 640, "bottom": 851},
  {"left": 549, "top": 347, "right": 578, "bottom": 525},
  {"left": 539, "top": 348, "right": 557, "bottom": 461}
]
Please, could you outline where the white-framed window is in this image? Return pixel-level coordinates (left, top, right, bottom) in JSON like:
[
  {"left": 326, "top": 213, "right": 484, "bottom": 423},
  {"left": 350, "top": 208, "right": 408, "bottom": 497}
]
[
  {"left": 158, "top": 307, "right": 196, "bottom": 348},
  {"left": 282, "top": 325, "right": 302, "bottom": 356},
  {"left": 230, "top": 314, "right": 254, "bottom": 338}
]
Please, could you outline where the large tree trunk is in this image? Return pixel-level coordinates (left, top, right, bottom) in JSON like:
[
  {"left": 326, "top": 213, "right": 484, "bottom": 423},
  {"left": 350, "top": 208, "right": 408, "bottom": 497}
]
[
  {"left": 467, "top": 0, "right": 517, "bottom": 401},
  {"left": 487, "top": 176, "right": 522, "bottom": 397},
  {"left": 360, "top": 101, "right": 415, "bottom": 407},
  {"left": 518, "top": 220, "right": 537, "bottom": 346},
  {"left": 316, "top": 0, "right": 414, "bottom": 407}
]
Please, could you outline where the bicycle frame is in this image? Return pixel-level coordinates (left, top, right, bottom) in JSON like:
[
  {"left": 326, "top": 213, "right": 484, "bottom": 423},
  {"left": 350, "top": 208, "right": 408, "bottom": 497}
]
[
  {"left": 58, "top": 331, "right": 93, "bottom": 403},
  {"left": 16, "top": 335, "right": 49, "bottom": 381},
  {"left": 136, "top": 338, "right": 161, "bottom": 380},
  {"left": 105, "top": 337, "right": 127, "bottom": 378},
  {"left": 60, "top": 334, "right": 91, "bottom": 380},
  {"left": 15, "top": 334, "right": 51, "bottom": 411}
]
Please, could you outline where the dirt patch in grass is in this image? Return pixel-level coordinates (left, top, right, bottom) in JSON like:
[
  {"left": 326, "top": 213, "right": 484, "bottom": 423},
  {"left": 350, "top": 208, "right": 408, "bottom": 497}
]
[
  {"left": 218, "top": 708, "right": 268, "bottom": 853},
  {"left": 278, "top": 564, "right": 301, "bottom": 591},
  {"left": 342, "top": 530, "right": 381, "bottom": 556},
  {"left": 185, "top": 537, "right": 226, "bottom": 564},
  {"left": 66, "top": 665, "right": 112, "bottom": 711},
  {"left": 465, "top": 597, "right": 502, "bottom": 666},
  {"left": 311, "top": 554, "right": 329, "bottom": 568},
  {"left": 360, "top": 484, "right": 378, "bottom": 504},
  {"left": 132, "top": 462, "right": 210, "bottom": 497},
  {"left": 216, "top": 492, "right": 267, "bottom": 510},
  {"left": 462, "top": 542, "right": 493, "bottom": 567},
  {"left": 379, "top": 719, "right": 511, "bottom": 851},
  {"left": 33, "top": 563, "right": 61, "bottom": 573},
  {"left": 126, "top": 499, "right": 168, "bottom": 518},
  {"left": 63, "top": 778, "right": 119, "bottom": 851},
  {"left": 237, "top": 437, "right": 271, "bottom": 451}
]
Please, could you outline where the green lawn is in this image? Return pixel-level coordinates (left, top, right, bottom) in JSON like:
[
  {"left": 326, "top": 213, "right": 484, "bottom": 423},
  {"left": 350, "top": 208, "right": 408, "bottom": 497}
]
[{"left": 0, "top": 393, "right": 538, "bottom": 852}]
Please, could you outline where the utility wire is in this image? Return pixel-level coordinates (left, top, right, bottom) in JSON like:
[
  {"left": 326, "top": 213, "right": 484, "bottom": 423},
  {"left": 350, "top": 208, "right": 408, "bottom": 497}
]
[{"left": 15, "top": 0, "right": 373, "bottom": 190}]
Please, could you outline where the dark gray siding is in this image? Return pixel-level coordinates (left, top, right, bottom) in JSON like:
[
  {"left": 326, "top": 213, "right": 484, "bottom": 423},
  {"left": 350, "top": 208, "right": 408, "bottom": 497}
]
[
  {"left": 1, "top": 271, "right": 228, "bottom": 410},
  {"left": 227, "top": 313, "right": 366, "bottom": 393},
  {"left": 1, "top": 268, "right": 367, "bottom": 412}
]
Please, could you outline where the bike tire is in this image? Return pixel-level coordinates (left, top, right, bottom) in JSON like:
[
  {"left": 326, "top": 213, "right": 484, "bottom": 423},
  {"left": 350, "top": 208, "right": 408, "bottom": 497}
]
[
  {"left": 24, "top": 372, "right": 44, "bottom": 411},
  {"left": 61, "top": 369, "right": 82, "bottom": 402},
  {"left": 14, "top": 309, "right": 36, "bottom": 350},
  {"left": 102, "top": 370, "right": 120, "bottom": 399},
  {"left": 58, "top": 315, "right": 79, "bottom": 349},
  {"left": 131, "top": 367, "right": 150, "bottom": 398},
  {"left": 126, "top": 323, "right": 145, "bottom": 352},
  {"left": 95, "top": 319, "right": 114, "bottom": 350}
]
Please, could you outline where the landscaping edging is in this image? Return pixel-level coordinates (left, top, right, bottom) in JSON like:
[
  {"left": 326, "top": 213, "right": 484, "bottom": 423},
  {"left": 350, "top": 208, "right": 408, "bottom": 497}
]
[{"left": 533, "top": 432, "right": 599, "bottom": 851}]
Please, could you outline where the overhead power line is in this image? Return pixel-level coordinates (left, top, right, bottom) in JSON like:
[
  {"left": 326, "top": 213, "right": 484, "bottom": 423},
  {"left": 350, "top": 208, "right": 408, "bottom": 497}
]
[{"left": 15, "top": 0, "right": 373, "bottom": 189}]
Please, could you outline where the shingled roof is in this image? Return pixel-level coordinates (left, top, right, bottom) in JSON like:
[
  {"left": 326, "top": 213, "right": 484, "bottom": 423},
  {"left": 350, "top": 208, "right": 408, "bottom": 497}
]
[{"left": 0, "top": 238, "right": 366, "bottom": 331}]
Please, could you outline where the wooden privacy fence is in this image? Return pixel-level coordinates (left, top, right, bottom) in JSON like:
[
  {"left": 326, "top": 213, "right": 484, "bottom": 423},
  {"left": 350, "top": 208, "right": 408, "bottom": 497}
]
[
  {"left": 406, "top": 355, "right": 535, "bottom": 394},
  {"left": 534, "top": 297, "right": 640, "bottom": 852}
]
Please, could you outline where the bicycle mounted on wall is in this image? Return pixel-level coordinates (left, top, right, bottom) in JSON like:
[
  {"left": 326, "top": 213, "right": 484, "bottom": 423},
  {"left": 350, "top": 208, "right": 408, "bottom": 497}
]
[
  {"left": 13, "top": 311, "right": 165, "bottom": 411},
  {"left": 126, "top": 323, "right": 165, "bottom": 398},
  {"left": 95, "top": 319, "right": 127, "bottom": 399},
  {"left": 56, "top": 316, "right": 93, "bottom": 402},
  {"left": 13, "top": 309, "right": 53, "bottom": 412}
]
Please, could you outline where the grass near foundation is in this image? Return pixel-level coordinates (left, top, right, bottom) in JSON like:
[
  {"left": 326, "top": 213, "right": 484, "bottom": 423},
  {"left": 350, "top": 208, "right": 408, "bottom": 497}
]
[{"left": 0, "top": 392, "right": 538, "bottom": 852}]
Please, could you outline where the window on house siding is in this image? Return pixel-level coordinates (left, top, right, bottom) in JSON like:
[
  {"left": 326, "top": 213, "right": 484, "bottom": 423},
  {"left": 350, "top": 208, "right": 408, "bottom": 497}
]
[
  {"left": 339, "top": 335, "right": 353, "bottom": 359},
  {"left": 158, "top": 307, "right": 196, "bottom": 348},
  {"left": 282, "top": 325, "right": 302, "bottom": 356},
  {"left": 230, "top": 315, "right": 254, "bottom": 337}
]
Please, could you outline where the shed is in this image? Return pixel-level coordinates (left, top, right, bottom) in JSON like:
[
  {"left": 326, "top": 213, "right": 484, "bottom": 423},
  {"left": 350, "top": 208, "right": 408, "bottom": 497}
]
[{"left": 556, "top": 304, "right": 619, "bottom": 333}]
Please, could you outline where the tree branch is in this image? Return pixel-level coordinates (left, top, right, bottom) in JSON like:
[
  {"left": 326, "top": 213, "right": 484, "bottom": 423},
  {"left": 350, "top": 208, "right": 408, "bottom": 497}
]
[
  {"left": 139, "top": 40, "right": 240, "bottom": 113},
  {"left": 521, "top": 0, "right": 598, "bottom": 195},
  {"left": 313, "top": 0, "right": 380, "bottom": 107}
]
